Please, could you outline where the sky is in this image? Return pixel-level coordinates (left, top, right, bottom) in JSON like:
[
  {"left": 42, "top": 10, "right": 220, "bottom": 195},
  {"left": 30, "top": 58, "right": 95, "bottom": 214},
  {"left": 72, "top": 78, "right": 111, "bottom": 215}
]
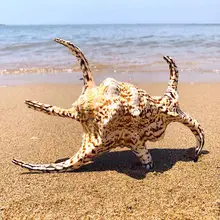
[{"left": 1, "top": 0, "right": 220, "bottom": 25}]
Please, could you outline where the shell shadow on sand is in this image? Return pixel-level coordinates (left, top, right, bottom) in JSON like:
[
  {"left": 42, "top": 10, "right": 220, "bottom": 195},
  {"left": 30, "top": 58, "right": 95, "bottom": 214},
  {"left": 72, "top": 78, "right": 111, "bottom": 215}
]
[
  {"left": 22, "top": 148, "right": 209, "bottom": 180},
  {"left": 75, "top": 148, "right": 209, "bottom": 179}
]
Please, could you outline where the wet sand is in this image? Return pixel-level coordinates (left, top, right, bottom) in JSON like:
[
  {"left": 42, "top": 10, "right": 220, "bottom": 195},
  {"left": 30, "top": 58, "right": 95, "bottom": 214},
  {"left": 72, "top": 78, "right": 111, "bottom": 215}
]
[{"left": 0, "top": 83, "right": 219, "bottom": 219}]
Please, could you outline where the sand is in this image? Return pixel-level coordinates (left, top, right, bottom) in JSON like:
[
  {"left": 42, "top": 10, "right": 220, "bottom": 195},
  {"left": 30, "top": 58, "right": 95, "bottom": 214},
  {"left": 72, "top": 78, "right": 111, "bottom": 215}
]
[{"left": 0, "top": 83, "right": 219, "bottom": 219}]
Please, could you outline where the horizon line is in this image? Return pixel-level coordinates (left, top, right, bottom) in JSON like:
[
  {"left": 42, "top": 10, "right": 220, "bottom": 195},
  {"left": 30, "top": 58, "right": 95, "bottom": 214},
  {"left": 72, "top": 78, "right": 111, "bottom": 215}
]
[{"left": 1, "top": 22, "right": 220, "bottom": 26}]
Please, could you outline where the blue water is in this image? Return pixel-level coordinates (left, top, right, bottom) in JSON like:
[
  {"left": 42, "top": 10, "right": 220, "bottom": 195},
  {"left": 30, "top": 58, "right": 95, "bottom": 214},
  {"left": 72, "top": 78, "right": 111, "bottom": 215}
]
[{"left": 0, "top": 24, "right": 220, "bottom": 79}]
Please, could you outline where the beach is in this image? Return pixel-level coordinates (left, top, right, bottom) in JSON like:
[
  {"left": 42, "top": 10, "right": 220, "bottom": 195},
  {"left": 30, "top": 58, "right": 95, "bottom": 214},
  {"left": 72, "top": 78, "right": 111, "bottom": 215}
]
[
  {"left": 0, "top": 23, "right": 220, "bottom": 219},
  {"left": 1, "top": 82, "right": 219, "bottom": 219}
]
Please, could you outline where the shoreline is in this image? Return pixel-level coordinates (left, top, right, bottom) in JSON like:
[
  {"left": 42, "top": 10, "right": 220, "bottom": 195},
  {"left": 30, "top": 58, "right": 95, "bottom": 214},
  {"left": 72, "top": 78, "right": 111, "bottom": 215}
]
[{"left": 1, "top": 71, "right": 220, "bottom": 87}]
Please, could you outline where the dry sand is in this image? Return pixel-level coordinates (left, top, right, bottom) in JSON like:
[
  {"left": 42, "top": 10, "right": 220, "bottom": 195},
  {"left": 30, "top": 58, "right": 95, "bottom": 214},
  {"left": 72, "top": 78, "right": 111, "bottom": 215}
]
[{"left": 0, "top": 83, "right": 219, "bottom": 219}]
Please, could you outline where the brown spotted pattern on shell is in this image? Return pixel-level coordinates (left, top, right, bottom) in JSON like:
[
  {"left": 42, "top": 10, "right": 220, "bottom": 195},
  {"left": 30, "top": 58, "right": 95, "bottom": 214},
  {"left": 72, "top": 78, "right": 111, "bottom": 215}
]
[{"left": 12, "top": 38, "right": 205, "bottom": 172}]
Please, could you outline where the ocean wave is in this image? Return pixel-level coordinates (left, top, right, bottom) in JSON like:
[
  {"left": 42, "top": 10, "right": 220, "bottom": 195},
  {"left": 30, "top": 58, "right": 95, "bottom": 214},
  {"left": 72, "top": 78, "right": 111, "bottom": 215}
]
[
  {"left": 1, "top": 62, "right": 219, "bottom": 75},
  {"left": 0, "top": 40, "right": 54, "bottom": 52}
]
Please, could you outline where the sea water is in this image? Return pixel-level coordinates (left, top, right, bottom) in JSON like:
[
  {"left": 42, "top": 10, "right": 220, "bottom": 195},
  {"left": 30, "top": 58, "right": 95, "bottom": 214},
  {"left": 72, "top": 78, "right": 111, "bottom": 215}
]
[{"left": 0, "top": 24, "right": 220, "bottom": 84}]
